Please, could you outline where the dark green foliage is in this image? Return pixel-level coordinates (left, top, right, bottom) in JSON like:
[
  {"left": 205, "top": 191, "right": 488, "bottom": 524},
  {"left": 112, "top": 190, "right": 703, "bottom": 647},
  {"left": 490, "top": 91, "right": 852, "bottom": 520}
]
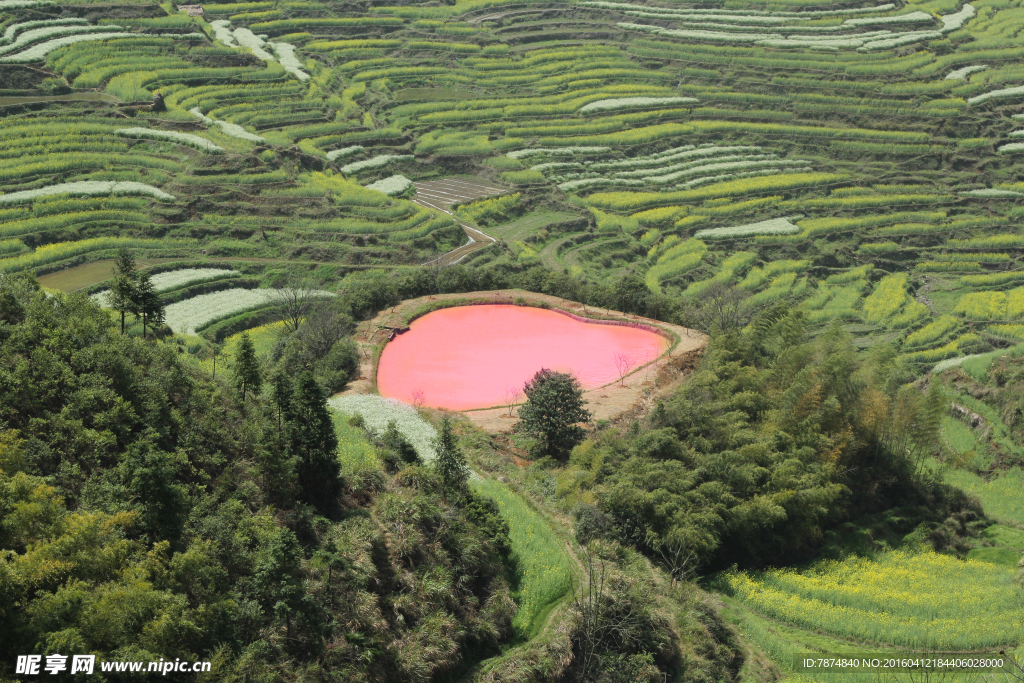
[
  {"left": 287, "top": 371, "right": 341, "bottom": 516},
  {"left": 109, "top": 247, "right": 137, "bottom": 335},
  {"left": 557, "top": 311, "right": 973, "bottom": 572},
  {"left": 277, "top": 304, "right": 358, "bottom": 393},
  {"left": 120, "top": 436, "right": 189, "bottom": 542},
  {"left": 134, "top": 271, "right": 164, "bottom": 339},
  {"left": 376, "top": 419, "right": 420, "bottom": 472},
  {"left": 515, "top": 369, "right": 592, "bottom": 459},
  {"left": 434, "top": 416, "right": 469, "bottom": 496},
  {"left": 232, "top": 331, "right": 262, "bottom": 401},
  {"left": 0, "top": 277, "right": 515, "bottom": 681}
]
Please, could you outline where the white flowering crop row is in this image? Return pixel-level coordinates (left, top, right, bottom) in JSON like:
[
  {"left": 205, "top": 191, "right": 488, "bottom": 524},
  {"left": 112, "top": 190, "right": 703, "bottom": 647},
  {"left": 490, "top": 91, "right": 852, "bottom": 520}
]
[
  {"left": 208, "top": 20, "right": 309, "bottom": 81},
  {"left": 506, "top": 146, "right": 610, "bottom": 159},
  {"left": 328, "top": 394, "right": 438, "bottom": 463},
  {"left": 960, "top": 188, "right": 1024, "bottom": 197},
  {"left": 940, "top": 3, "right": 976, "bottom": 32},
  {"left": 0, "top": 0, "right": 54, "bottom": 7},
  {"left": 858, "top": 30, "right": 944, "bottom": 51},
  {"left": 340, "top": 154, "right": 414, "bottom": 174},
  {"left": 209, "top": 20, "right": 236, "bottom": 46},
  {"left": 537, "top": 145, "right": 763, "bottom": 179},
  {"left": 558, "top": 177, "right": 644, "bottom": 191},
  {"left": 618, "top": 23, "right": 778, "bottom": 43},
  {"left": 969, "top": 85, "right": 1024, "bottom": 105},
  {"left": 843, "top": 11, "right": 933, "bottom": 27},
  {"left": 0, "top": 32, "right": 203, "bottom": 63},
  {"left": 530, "top": 162, "right": 580, "bottom": 171},
  {"left": 92, "top": 268, "right": 241, "bottom": 306},
  {"left": 0, "top": 181, "right": 174, "bottom": 206},
  {"left": 326, "top": 145, "right": 364, "bottom": 161},
  {"left": 582, "top": 1, "right": 896, "bottom": 18},
  {"left": 164, "top": 287, "right": 334, "bottom": 334},
  {"left": 365, "top": 175, "right": 413, "bottom": 196},
  {"left": 271, "top": 41, "right": 310, "bottom": 81},
  {"left": 617, "top": 3, "right": 971, "bottom": 51},
  {"left": 695, "top": 217, "right": 800, "bottom": 239},
  {"left": 0, "top": 24, "right": 121, "bottom": 56},
  {"left": 997, "top": 142, "right": 1024, "bottom": 153},
  {"left": 624, "top": 11, "right": 793, "bottom": 24},
  {"left": 591, "top": 145, "right": 760, "bottom": 171},
  {"left": 1, "top": 18, "right": 87, "bottom": 45},
  {"left": 116, "top": 127, "right": 225, "bottom": 153},
  {"left": 946, "top": 65, "right": 987, "bottom": 80},
  {"left": 612, "top": 153, "right": 778, "bottom": 179},
  {"left": 233, "top": 27, "right": 275, "bottom": 61},
  {"left": 578, "top": 96, "right": 698, "bottom": 114},
  {"left": 150, "top": 268, "right": 240, "bottom": 291},
  {"left": 932, "top": 354, "right": 983, "bottom": 373},
  {"left": 189, "top": 108, "right": 265, "bottom": 143}
]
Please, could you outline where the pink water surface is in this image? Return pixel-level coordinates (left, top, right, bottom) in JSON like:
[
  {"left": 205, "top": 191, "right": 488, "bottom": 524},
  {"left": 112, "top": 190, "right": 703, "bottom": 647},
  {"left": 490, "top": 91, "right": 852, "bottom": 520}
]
[{"left": 376, "top": 305, "right": 669, "bottom": 410}]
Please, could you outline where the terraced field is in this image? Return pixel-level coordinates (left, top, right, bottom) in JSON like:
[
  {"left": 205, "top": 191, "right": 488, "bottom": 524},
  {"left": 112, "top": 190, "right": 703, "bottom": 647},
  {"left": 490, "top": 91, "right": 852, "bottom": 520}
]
[
  {"left": 4, "top": 0, "right": 1024, "bottom": 366},
  {"left": 4, "top": 0, "right": 1024, "bottom": 674}
]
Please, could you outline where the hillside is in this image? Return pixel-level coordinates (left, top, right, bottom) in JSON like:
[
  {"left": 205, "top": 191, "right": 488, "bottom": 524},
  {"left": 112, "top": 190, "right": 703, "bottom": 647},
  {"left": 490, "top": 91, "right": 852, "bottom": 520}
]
[{"left": 3, "top": 0, "right": 1024, "bottom": 679}]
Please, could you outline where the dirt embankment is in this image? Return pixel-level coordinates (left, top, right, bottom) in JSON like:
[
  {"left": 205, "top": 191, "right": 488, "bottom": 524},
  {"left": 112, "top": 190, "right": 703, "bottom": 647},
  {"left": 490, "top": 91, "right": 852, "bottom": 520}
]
[{"left": 341, "top": 290, "right": 708, "bottom": 433}]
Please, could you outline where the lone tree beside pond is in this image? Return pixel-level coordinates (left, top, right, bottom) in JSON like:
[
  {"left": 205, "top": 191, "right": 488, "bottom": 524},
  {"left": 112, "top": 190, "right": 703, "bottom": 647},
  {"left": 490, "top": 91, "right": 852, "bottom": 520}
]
[{"left": 515, "top": 368, "right": 592, "bottom": 460}]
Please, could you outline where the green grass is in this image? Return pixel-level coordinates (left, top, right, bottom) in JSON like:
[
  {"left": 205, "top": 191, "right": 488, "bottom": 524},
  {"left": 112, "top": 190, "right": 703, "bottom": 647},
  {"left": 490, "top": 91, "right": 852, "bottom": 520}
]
[
  {"left": 943, "top": 467, "right": 1024, "bottom": 526},
  {"left": 330, "top": 412, "right": 381, "bottom": 473},
  {"left": 471, "top": 476, "right": 572, "bottom": 639},
  {"left": 940, "top": 415, "right": 979, "bottom": 457},
  {"left": 981, "top": 523, "right": 1024, "bottom": 549}
]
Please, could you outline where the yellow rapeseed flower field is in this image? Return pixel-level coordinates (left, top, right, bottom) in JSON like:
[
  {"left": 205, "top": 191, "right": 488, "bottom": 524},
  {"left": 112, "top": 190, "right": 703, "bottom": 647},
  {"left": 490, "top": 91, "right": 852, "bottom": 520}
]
[{"left": 726, "top": 550, "right": 1023, "bottom": 649}]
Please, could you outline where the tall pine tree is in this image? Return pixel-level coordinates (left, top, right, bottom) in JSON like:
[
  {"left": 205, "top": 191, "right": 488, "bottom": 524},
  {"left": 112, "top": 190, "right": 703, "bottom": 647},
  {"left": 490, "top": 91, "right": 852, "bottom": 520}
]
[
  {"left": 233, "top": 332, "right": 263, "bottom": 401},
  {"left": 287, "top": 371, "right": 341, "bottom": 515},
  {"left": 109, "top": 248, "right": 137, "bottom": 335},
  {"left": 135, "top": 271, "right": 164, "bottom": 339},
  {"left": 434, "top": 416, "right": 469, "bottom": 498}
]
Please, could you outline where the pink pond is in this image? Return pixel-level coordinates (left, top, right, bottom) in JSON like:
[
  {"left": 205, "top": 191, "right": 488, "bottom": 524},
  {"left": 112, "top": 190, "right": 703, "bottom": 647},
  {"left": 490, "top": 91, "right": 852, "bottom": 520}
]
[{"left": 376, "top": 305, "right": 669, "bottom": 410}]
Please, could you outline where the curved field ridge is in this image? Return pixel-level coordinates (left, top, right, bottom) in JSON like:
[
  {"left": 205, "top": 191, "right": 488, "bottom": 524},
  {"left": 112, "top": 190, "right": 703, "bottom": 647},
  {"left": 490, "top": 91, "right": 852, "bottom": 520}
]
[
  {"left": 376, "top": 304, "right": 669, "bottom": 410},
  {"left": 0, "top": 181, "right": 174, "bottom": 205}
]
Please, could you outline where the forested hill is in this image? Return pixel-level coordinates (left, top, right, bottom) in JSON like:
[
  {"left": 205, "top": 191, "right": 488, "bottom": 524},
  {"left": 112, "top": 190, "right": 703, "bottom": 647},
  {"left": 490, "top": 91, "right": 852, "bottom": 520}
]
[{"left": 0, "top": 272, "right": 517, "bottom": 682}]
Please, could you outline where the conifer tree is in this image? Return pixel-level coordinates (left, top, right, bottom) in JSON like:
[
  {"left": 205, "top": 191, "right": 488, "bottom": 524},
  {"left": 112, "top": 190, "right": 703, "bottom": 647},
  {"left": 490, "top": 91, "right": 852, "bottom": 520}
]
[
  {"left": 233, "top": 332, "right": 263, "bottom": 401},
  {"left": 287, "top": 371, "right": 341, "bottom": 515},
  {"left": 434, "top": 416, "right": 469, "bottom": 497},
  {"left": 109, "top": 248, "right": 138, "bottom": 335},
  {"left": 134, "top": 272, "right": 164, "bottom": 339}
]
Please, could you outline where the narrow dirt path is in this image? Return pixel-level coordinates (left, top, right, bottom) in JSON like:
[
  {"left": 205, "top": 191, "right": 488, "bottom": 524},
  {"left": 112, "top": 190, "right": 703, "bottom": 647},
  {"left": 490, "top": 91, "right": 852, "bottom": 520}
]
[{"left": 412, "top": 179, "right": 503, "bottom": 266}]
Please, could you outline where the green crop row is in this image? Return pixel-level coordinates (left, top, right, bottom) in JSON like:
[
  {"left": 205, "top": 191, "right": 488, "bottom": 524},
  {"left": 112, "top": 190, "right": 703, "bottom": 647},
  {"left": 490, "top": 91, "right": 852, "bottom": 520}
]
[
  {"left": 0, "top": 153, "right": 183, "bottom": 185},
  {"left": 249, "top": 17, "right": 404, "bottom": 34},
  {"left": 585, "top": 172, "right": 847, "bottom": 211},
  {"left": 0, "top": 237, "right": 193, "bottom": 273},
  {"left": 904, "top": 314, "right": 962, "bottom": 348},
  {"left": 960, "top": 271, "right": 1024, "bottom": 287},
  {"left": 0, "top": 210, "right": 150, "bottom": 238}
]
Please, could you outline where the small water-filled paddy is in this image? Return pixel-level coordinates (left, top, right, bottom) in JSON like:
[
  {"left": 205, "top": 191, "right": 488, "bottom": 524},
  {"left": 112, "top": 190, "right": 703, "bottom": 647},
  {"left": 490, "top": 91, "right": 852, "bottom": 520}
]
[{"left": 376, "top": 304, "right": 669, "bottom": 410}]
